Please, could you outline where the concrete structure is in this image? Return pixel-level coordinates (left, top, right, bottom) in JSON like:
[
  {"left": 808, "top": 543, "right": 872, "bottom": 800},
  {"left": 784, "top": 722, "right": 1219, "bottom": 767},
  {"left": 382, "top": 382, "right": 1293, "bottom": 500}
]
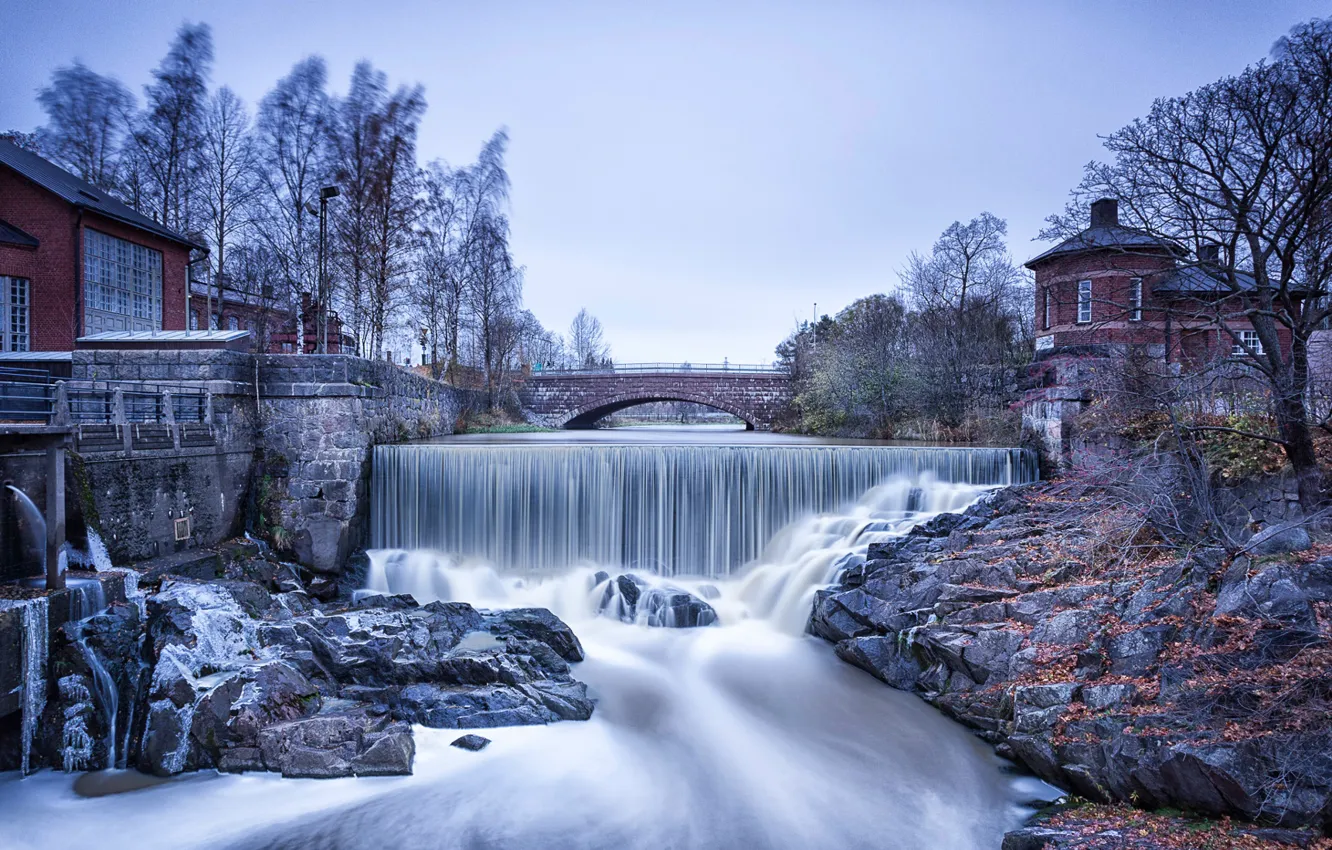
[
  {"left": 0, "top": 140, "right": 202, "bottom": 353},
  {"left": 518, "top": 365, "right": 793, "bottom": 430},
  {"left": 0, "top": 351, "right": 463, "bottom": 580}
]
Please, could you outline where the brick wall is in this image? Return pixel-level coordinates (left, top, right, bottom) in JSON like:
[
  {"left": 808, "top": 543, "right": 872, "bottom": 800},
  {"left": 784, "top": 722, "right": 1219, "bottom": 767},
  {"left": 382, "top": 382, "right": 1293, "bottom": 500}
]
[
  {"left": 0, "top": 170, "right": 79, "bottom": 350},
  {"left": 0, "top": 169, "right": 192, "bottom": 350}
]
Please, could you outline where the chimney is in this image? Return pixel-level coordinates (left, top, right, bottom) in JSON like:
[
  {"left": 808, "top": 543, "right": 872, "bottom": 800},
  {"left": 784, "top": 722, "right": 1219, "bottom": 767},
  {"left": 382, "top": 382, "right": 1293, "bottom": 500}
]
[
  {"left": 1198, "top": 243, "right": 1220, "bottom": 264},
  {"left": 1090, "top": 198, "right": 1119, "bottom": 228}
]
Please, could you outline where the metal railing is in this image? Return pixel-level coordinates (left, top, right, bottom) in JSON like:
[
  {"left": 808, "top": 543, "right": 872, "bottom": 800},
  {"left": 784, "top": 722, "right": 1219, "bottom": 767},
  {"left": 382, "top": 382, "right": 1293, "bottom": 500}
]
[
  {"left": 67, "top": 380, "right": 209, "bottom": 424},
  {"left": 0, "top": 367, "right": 55, "bottom": 422},
  {"left": 533, "top": 361, "right": 784, "bottom": 375}
]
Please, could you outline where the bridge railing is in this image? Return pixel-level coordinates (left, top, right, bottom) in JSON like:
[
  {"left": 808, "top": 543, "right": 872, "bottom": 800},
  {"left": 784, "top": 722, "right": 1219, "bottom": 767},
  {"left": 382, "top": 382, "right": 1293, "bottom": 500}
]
[{"left": 532, "top": 362, "right": 784, "bottom": 375}]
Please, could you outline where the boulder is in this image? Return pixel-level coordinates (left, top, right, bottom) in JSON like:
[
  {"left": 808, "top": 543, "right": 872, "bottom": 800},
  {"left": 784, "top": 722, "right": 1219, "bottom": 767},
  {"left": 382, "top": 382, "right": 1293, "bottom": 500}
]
[
  {"left": 482, "top": 608, "right": 585, "bottom": 662},
  {"left": 255, "top": 709, "right": 414, "bottom": 778},
  {"left": 597, "top": 575, "right": 718, "bottom": 629},
  {"left": 1247, "top": 525, "right": 1312, "bottom": 556},
  {"left": 451, "top": 734, "right": 491, "bottom": 751}
]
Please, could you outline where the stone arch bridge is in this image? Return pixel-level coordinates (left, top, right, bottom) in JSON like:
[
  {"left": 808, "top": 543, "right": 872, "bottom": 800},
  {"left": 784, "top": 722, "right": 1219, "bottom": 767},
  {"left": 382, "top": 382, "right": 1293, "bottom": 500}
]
[{"left": 518, "top": 363, "right": 793, "bottom": 430}]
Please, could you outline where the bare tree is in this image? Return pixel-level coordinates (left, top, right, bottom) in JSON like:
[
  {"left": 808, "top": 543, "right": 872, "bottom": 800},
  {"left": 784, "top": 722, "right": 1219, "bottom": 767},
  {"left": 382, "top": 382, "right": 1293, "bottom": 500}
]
[
  {"left": 36, "top": 62, "right": 135, "bottom": 193},
  {"left": 568, "top": 308, "right": 609, "bottom": 367},
  {"left": 199, "top": 86, "right": 257, "bottom": 325},
  {"left": 1044, "top": 18, "right": 1332, "bottom": 505},
  {"left": 365, "top": 81, "right": 425, "bottom": 359},
  {"left": 254, "top": 56, "right": 331, "bottom": 350},
  {"left": 413, "top": 161, "right": 465, "bottom": 377},
  {"left": 899, "top": 213, "right": 1030, "bottom": 425},
  {"left": 130, "top": 22, "right": 213, "bottom": 231}
]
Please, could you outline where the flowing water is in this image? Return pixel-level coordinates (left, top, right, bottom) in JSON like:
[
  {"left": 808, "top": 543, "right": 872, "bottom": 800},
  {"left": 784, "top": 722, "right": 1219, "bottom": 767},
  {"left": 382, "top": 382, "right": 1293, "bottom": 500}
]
[{"left": 1, "top": 428, "right": 1049, "bottom": 850}]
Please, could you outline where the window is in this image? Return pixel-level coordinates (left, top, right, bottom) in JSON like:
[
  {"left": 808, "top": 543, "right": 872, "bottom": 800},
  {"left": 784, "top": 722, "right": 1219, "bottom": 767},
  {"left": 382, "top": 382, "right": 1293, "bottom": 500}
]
[
  {"left": 189, "top": 310, "right": 199, "bottom": 331},
  {"left": 1233, "top": 329, "right": 1263, "bottom": 356},
  {"left": 84, "top": 229, "right": 162, "bottom": 334},
  {"left": 211, "top": 313, "right": 220, "bottom": 330},
  {"left": 1, "top": 277, "right": 30, "bottom": 351},
  {"left": 1043, "top": 287, "right": 1051, "bottom": 330},
  {"left": 1128, "top": 278, "right": 1142, "bottom": 322},
  {"left": 227, "top": 315, "right": 240, "bottom": 331},
  {"left": 1077, "top": 280, "right": 1092, "bottom": 324}
]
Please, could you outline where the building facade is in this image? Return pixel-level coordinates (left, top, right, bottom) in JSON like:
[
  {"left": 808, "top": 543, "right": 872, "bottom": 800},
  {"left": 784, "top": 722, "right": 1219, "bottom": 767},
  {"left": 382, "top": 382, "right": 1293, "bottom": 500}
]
[
  {"left": 0, "top": 140, "right": 204, "bottom": 353},
  {"left": 1019, "top": 198, "right": 1315, "bottom": 465}
]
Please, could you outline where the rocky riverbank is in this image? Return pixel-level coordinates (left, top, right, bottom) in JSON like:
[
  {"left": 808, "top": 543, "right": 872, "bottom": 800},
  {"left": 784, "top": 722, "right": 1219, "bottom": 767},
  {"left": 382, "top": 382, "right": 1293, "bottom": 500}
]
[
  {"left": 810, "top": 482, "right": 1332, "bottom": 845},
  {"left": 29, "top": 546, "right": 594, "bottom": 779}
]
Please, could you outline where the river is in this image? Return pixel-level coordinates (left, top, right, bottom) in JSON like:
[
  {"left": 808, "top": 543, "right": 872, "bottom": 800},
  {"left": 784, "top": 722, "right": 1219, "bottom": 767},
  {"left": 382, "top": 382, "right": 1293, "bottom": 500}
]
[{"left": 0, "top": 427, "right": 1049, "bottom": 850}]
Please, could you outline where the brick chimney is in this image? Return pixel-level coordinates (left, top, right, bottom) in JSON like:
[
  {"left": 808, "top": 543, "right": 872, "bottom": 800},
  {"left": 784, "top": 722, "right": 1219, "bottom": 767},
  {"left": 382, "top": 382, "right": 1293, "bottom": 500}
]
[
  {"left": 1090, "top": 198, "right": 1119, "bottom": 228},
  {"left": 1198, "top": 243, "right": 1221, "bottom": 264}
]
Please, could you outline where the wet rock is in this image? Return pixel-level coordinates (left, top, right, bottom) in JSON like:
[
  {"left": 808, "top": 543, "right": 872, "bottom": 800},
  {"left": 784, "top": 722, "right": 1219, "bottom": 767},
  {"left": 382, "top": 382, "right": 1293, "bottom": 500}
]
[
  {"left": 393, "top": 680, "right": 593, "bottom": 728},
  {"left": 482, "top": 607, "right": 585, "bottom": 662},
  {"left": 451, "top": 733, "right": 491, "bottom": 751},
  {"left": 255, "top": 709, "right": 414, "bottom": 778},
  {"left": 597, "top": 575, "right": 718, "bottom": 629},
  {"left": 833, "top": 635, "right": 924, "bottom": 691},
  {"left": 1001, "top": 827, "right": 1080, "bottom": 850}
]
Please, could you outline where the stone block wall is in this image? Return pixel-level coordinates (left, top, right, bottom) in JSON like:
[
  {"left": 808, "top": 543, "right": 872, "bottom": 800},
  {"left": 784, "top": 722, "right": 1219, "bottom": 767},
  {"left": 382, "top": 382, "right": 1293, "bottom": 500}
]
[
  {"left": 256, "top": 355, "right": 459, "bottom": 573},
  {"left": 0, "top": 350, "right": 462, "bottom": 576},
  {"left": 518, "top": 371, "right": 793, "bottom": 430}
]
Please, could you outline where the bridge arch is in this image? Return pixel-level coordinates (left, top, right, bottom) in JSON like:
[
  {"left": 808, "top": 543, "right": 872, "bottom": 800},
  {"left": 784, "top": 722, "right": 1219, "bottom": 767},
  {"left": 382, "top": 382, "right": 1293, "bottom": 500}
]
[{"left": 558, "top": 392, "right": 758, "bottom": 430}]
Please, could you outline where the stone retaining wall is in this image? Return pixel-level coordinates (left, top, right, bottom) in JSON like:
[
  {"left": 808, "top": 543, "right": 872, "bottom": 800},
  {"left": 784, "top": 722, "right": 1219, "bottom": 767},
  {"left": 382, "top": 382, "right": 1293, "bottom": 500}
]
[
  {"left": 256, "top": 355, "right": 460, "bottom": 573},
  {"left": 0, "top": 351, "right": 461, "bottom": 576}
]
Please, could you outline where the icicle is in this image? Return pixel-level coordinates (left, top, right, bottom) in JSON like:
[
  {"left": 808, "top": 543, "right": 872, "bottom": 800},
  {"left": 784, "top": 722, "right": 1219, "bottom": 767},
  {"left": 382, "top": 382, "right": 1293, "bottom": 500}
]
[{"left": 0, "top": 597, "right": 50, "bottom": 776}]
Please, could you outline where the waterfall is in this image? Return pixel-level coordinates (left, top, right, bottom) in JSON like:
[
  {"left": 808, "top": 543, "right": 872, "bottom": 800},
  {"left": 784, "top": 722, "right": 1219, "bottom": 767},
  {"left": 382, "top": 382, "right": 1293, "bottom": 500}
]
[
  {"left": 372, "top": 444, "right": 1035, "bottom": 578},
  {"left": 0, "top": 596, "right": 48, "bottom": 775},
  {"left": 6, "top": 484, "right": 49, "bottom": 573},
  {"left": 65, "top": 579, "right": 117, "bottom": 772}
]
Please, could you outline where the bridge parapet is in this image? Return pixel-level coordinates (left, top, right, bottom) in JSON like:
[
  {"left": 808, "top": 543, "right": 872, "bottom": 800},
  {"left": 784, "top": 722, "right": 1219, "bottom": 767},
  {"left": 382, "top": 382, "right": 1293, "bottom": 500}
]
[
  {"left": 519, "top": 368, "right": 793, "bottom": 430},
  {"left": 535, "top": 361, "right": 781, "bottom": 376}
]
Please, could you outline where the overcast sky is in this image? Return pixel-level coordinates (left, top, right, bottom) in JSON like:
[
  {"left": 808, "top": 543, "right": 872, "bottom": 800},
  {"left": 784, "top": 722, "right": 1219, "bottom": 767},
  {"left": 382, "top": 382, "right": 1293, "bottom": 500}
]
[{"left": 2, "top": 1, "right": 1325, "bottom": 363}]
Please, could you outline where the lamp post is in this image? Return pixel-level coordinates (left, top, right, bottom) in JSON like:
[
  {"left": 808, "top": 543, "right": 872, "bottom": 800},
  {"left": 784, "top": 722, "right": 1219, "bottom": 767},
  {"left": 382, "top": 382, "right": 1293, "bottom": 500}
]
[{"left": 316, "top": 186, "right": 339, "bottom": 354}]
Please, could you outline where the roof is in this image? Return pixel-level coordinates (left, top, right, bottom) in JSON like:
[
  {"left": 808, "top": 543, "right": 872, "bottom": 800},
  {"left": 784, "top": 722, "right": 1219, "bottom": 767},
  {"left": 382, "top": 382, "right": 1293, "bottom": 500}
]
[
  {"left": 1025, "top": 225, "right": 1183, "bottom": 268},
  {"left": 1154, "top": 265, "right": 1260, "bottom": 294},
  {"left": 0, "top": 351, "right": 71, "bottom": 362},
  {"left": 0, "top": 217, "right": 39, "bottom": 249},
  {"left": 76, "top": 330, "right": 250, "bottom": 343},
  {"left": 0, "top": 140, "right": 205, "bottom": 251}
]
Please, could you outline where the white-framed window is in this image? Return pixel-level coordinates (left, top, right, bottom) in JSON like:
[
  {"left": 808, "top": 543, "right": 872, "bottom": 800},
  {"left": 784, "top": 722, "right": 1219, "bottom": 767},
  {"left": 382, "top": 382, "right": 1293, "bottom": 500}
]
[
  {"left": 189, "top": 309, "right": 199, "bottom": 330},
  {"left": 227, "top": 315, "right": 240, "bottom": 331},
  {"left": 1128, "top": 278, "right": 1142, "bottom": 322},
  {"left": 1233, "top": 329, "right": 1264, "bottom": 356},
  {"left": 211, "top": 313, "right": 220, "bottom": 330},
  {"left": 1043, "top": 287, "right": 1051, "bottom": 330},
  {"left": 1, "top": 276, "right": 30, "bottom": 351},
  {"left": 84, "top": 229, "right": 162, "bottom": 334},
  {"left": 1077, "top": 280, "right": 1092, "bottom": 324}
]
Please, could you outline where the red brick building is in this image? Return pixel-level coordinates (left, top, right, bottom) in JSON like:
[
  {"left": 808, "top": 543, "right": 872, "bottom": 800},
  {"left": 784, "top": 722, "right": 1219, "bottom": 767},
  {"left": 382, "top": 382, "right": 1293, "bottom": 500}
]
[
  {"left": 1025, "top": 198, "right": 1287, "bottom": 363},
  {"left": 188, "top": 285, "right": 353, "bottom": 354},
  {"left": 0, "top": 139, "right": 203, "bottom": 353},
  {"left": 1018, "top": 198, "right": 1323, "bottom": 466}
]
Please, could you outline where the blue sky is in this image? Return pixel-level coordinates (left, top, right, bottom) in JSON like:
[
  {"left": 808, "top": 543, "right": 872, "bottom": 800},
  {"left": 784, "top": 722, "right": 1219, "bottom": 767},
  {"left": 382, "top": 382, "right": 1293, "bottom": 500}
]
[{"left": 2, "top": 0, "right": 1325, "bottom": 362}]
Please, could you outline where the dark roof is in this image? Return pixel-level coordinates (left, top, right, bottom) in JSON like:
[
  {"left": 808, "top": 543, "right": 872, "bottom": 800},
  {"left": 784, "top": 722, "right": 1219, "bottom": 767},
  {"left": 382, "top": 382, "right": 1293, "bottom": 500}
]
[
  {"left": 1025, "top": 225, "right": 1183, "bottom": 268},
  {"left": 1154, "top": 265, "right": 1259, "bottom": 294},
  {"left": 0, "top": 139, "right": 205, "bottom": 251},
  {"left": 0, "top": 217, "right": 39, "bottom": 249}
]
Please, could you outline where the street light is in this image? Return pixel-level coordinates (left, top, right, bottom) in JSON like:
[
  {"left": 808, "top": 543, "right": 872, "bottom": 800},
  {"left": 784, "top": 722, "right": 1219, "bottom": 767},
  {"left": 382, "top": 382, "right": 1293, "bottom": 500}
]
[{"left": 306, "top": 186, "right": 340, "bottom": 354}]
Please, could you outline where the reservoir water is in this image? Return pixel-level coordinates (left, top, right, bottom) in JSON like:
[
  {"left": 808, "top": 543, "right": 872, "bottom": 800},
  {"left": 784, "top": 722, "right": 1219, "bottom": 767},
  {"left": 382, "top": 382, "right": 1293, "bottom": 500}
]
[{"left": 0, "top": 427, "right": 1046, "bottom": 850}]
